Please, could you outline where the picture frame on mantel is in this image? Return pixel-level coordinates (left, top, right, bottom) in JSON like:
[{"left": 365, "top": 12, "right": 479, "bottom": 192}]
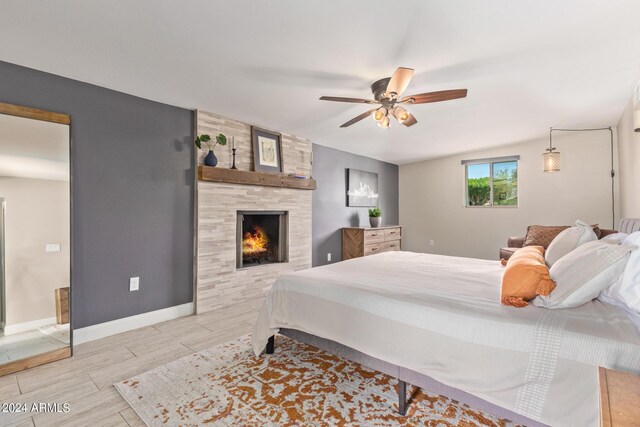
[{"left": 251, "top": 126, "right": 283, "bottom": 173}]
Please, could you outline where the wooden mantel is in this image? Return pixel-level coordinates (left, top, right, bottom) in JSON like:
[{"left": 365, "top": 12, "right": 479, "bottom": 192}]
[{"left": 198, "top": 165, "right": 316, "bottom": 190}]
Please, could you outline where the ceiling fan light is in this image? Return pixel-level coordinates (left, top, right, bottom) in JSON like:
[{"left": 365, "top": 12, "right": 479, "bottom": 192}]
[
  {"left": 378, "top": 116, "right": 390, "bottom": 128},
  {"left": 393, "top": 106, "right": 410, "bottom": 122},
  {"left": 373, "top": 107, "right": 388, "bottom": 122}
]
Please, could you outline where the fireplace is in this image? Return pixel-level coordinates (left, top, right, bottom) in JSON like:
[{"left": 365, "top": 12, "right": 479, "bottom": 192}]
[{"left": 237, "top": 211, "right": 288, "bottom": 269}]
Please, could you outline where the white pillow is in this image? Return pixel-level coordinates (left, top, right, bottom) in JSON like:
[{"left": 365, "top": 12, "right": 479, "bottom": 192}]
[
  {"left": 534, "top": 240, "right": 635, "bottom": 309},
  {"left": 599, "top": 231, "right": 640, "bottom": 314},
  {"left": 545, "top": 220, "right": 597, "bottom": 267},
  {"left": 601, "top": 232, "right": 628, "bottom": 244}
]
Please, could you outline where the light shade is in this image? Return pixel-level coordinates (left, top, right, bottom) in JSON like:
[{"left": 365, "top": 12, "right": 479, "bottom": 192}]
[
  {"left": 543, "top": 150, "right": 560, "bottom": 172},
  {"left": 373, "top": 107, "right": 388, "bottom": 122},
  {"left": 378, "top": 116, "right": 390, "bottom": 128},
  {"left": 634, "top": 109, "right": 640, "bottom": 132},
  {"left": 393, "top": 106, "right": 410, "bottom": 122}
]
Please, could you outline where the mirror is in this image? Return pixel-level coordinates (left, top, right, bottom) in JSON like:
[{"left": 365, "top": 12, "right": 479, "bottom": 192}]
[{"left": 0, "top": 102, "right": 71, "bottom": 375}]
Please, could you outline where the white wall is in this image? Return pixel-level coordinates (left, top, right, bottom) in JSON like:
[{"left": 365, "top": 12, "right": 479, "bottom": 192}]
[
  {"left": 400, "top": 132, "right": 619, "bottom": 260},
  {"left": 617, "top": 97, "right": 640, "bottom": 218},
  {"left": 1, "top": 177, "right": 70, "bottom": 326}
]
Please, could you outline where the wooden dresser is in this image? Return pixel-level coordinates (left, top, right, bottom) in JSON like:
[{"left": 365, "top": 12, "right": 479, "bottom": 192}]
[
  {"left": 599, "top": 367, "right": 640, "bottom": 426},
  {"left": 342, "top": 226, "right": 402, "bottom": 260}
]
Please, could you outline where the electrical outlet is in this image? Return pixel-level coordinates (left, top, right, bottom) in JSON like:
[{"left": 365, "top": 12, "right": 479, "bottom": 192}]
[
  {"left": 45, "top": 243, "right": 61, "bottom": 252},
  {"left": 429, "top": 239, "right": 435, "bottom": 247},
  {"left": 129, "top": 277, "right": 140, "bottom": 292},
  {"left": 327, "top": 253, "right": 332, "bottom": 262}
]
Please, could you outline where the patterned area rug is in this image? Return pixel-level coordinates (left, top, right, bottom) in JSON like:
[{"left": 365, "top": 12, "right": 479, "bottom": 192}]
[{"left": 115, "top": 335, "right": 518, "bottom": 426}]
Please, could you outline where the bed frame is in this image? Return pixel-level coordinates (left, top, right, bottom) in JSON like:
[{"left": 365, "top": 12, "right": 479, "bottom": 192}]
[{"left": 266, "top": 330, "right": 547, "bottom": 426}]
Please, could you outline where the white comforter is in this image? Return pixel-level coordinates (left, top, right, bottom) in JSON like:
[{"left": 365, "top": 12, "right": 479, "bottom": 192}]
[{"left": 252, "top": 251, "right": 640, "bottom": 427}]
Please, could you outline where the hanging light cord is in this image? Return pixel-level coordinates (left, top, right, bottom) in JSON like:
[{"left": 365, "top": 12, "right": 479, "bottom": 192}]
[{"left": 549, "top": 127, "right": 615, "bottom": 229}]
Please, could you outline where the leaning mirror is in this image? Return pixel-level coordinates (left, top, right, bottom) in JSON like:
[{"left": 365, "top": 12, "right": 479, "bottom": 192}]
[{"left": 0, "top": 102, "right": 71, "bottom": 376}]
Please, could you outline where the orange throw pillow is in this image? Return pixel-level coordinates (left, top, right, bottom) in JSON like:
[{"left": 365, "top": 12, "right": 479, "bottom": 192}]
[{"left": 501, "top": 246, "right": 555, "bottom": 307}]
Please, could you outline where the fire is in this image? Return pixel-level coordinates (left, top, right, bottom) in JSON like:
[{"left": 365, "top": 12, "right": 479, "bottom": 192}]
[{"left": 243, "top": 226, "right": 269, "bottom": 256}]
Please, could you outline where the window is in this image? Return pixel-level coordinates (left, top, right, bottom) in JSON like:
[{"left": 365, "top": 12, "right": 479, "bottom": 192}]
[{"left": 463, "top": 156, "right": 519, "bottom": 207}]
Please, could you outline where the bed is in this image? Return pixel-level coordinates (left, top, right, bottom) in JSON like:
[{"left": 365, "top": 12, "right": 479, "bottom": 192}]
[{"left": 252, "top": 250, "right": 640, "bottom": 427}]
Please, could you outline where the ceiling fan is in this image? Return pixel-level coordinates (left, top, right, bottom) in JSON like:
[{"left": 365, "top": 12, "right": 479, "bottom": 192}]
[{"left": 320, "top": 67, "right": 467, "bottom": 128}]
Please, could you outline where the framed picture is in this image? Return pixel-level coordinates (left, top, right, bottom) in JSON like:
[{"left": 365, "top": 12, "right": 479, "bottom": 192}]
[
  {"left": 347, "top": 169, "right": 379, "bottom": 207},
  {"left": 251, "top": 126, "right": 283, "bottom": 173}
]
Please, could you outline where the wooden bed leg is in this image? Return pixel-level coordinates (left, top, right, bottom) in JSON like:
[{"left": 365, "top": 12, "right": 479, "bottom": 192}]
[
  {"left": 265, "top": 335, "right": 275, "bottom": 354},
  {"left": 398, "top": 379, "right": 407, "bottom": 416}
]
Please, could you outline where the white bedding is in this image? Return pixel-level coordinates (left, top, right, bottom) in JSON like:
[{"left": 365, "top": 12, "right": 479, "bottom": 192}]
[{"left": 252, "top": 251, "right": 640, "bottom": 427}]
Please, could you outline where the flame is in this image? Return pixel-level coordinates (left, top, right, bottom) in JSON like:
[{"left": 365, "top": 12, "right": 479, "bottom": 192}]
[{"left": 243, "top": 226, "right": 269, "bottom": 255}]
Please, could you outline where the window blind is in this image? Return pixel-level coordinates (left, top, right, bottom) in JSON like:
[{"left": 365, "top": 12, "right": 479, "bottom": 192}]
[{"left": 461, "top": 155, "right": 520, "bottom": 165}]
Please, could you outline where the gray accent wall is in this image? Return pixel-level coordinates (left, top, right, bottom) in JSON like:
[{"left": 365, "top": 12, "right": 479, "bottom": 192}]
[
  {"left": 312, "top": 144, "right": 399, "bottom": 267},
  {"left": 0, "top": 61, "right": 194, "bottom": 329}
]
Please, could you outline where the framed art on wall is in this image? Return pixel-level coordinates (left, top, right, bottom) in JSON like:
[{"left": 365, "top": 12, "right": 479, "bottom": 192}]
[
  {"left": 347, "top": 168, "right": 379, "bottom": 207},
  {"left": 251, "top": 126, "right": 283, "bottom": 173}
]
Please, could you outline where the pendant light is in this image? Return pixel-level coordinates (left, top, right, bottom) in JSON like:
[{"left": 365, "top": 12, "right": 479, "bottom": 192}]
[
  {"left": 543, "top": 128, "right": 560, "bottom": 172},
  {"left": 543, "top": 147, "right": 560, "bottom": 172}
]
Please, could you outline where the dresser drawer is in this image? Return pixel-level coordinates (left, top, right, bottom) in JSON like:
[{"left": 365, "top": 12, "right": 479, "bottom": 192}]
[
  {"left": 364, "top": 242, "right": 385, "bottom": 256},
  {"left": 384, "top": 228, "right": 401, "bottom": 242},
  {"left": 364, "top": 229, "right": 385, "bottom": 244},
  {"left": 365, "top": 240, "right": 401, "bottom": 256},
  {"left": 384, "top": 240, "right": 401, "bottom": 251}
]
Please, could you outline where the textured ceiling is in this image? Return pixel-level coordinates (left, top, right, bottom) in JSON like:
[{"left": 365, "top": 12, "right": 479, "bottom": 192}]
[{"left": 1, "top": 0, "right": 639, "bottom": 164}]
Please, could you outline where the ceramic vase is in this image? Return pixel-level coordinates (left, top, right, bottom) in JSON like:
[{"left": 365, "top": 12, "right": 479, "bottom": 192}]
[{"left": 204, "top": 150, "right": 218, "bottom": 167}]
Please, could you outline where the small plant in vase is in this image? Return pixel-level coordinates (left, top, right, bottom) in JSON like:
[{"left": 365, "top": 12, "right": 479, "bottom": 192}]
[
  {"left": 195, "top": 133, "right": 227, "bottom": 167},
  {"left": 368, "top": 207, "right": 382, "bottom": 228}
]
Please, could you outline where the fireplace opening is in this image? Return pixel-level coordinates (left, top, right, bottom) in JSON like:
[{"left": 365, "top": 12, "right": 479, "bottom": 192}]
[{"left": 237, "top": 211, "right": 288, "bottom": 269}]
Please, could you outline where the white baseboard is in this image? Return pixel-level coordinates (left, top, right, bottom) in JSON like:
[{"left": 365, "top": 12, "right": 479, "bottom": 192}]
[
  {"left": 73, "top": 302, "right": 194, "bottom": 345},
  {"left": 4, "top": 317, "right": 58, "bottom": 336}
]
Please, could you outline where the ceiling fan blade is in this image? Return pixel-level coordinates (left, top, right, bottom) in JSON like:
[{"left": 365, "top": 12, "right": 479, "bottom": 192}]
[
  {"left": 401, "top": 113, "right": 417, "bottom": 127},
  {"left": 401, "top": 89, "right": 468, "bottom": 104},
  {"left": 340, "top": 109, "right": 376, "bottom": 128},
  {"left": 385, "top": 67, "right": 414, "bottom": 98},
  {"left": 320, "top": 96, "right": 378, "bottom": 104}
]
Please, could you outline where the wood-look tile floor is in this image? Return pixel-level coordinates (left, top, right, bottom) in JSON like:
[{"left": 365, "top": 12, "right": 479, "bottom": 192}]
[{"left": 0, "top": 301, "right": 262, "bottom": 427}]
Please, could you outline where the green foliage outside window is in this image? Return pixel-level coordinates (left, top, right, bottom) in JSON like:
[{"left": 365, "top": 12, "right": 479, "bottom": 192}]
[
  {"left": 465, "top": 160, "right": 518, "bottom": 207},
  {"left": 492, "top": 164, "right": 518, "bottom": 206},
  {"left": 467, "top": 177, "right": 491, "bottom": 206}
]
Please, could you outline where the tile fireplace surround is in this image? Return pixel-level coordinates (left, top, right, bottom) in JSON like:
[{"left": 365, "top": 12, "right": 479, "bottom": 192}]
[{"left": 196, "top": 110, "right": 312, "bottom": 314}]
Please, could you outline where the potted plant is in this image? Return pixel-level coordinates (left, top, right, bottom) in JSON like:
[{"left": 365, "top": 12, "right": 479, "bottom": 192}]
[
  {"left": 368, "top": 207, "right": 382, "bottom": 228},
  {"left": 195, "top": 133, "right": 227, "bottom": 167}
]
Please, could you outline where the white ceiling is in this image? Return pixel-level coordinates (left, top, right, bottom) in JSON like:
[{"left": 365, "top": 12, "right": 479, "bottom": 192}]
[{"left": 1, "top": 0, "right": 640, "bottom": 164}]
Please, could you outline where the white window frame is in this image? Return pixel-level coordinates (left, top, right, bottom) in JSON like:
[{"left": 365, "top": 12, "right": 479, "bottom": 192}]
[{"left": 462, "top": 155, "right": 519, "bottom": 208}]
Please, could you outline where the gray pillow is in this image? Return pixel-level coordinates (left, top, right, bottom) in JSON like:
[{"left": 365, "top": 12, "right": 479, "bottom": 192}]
[{"left": 545, "top": 220, "right": 597, "bottom": 267}]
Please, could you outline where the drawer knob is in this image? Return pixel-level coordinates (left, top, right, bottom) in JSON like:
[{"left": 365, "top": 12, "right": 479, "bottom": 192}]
[
  {"left": 372, "top": 247, "right": 378, "bottom": 251},
  {"left": 390, "top": 244, "right": 396, "bottom": 248}
]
